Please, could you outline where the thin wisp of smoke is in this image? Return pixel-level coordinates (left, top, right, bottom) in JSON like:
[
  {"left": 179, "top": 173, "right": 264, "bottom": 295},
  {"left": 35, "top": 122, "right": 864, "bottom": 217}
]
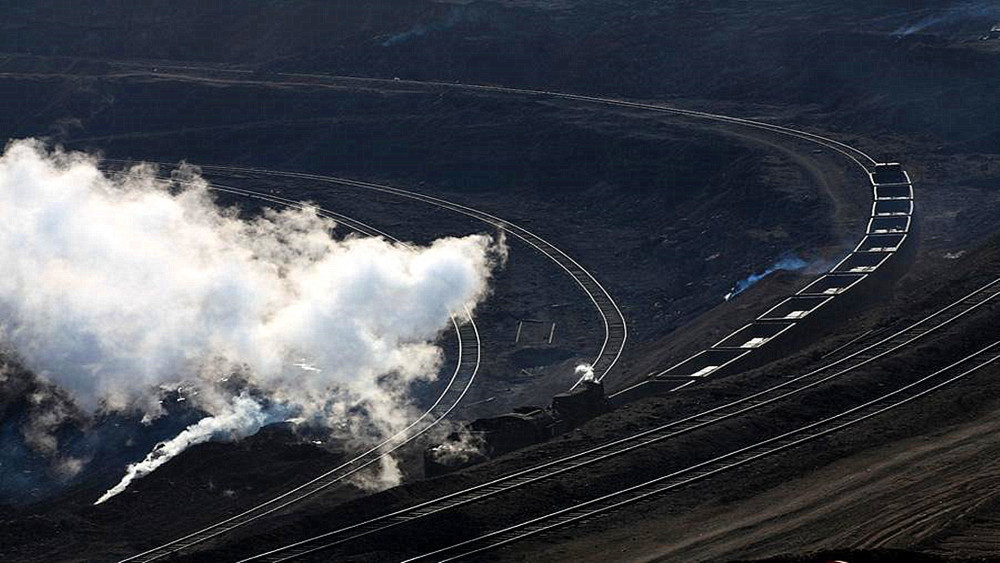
[
  {"left": 891, "top": 1, "right": 1000, "bottom": 36},
  {"left": 0, "top": 139, "right": 504, "bottom": 501},
  {"left": 724, "top": 254, "right": 809, "bottom": 301}
]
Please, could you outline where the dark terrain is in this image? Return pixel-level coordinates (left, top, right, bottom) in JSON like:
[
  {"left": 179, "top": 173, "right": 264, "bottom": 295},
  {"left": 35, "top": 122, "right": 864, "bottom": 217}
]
[{"left": 1, "top": 1, "right": 1000, "bottom": 562}]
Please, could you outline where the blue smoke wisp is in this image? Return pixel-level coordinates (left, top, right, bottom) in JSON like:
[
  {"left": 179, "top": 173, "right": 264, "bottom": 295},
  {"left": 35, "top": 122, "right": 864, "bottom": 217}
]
[
  {"left": 725, "top": 255, "right": 808, "bottom": 301},
  {"left": 891, "top": 1, "right": 1000, "bottom": 37}
]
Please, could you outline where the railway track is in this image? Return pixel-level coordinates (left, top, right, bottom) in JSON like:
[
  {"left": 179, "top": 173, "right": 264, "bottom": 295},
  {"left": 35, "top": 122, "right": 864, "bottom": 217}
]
[
  {"left": 238, "top": 277, "right": 1000, "bottom": 562},
  {"left": 193, "top": 164, "right": 628, "bottom": 389},
  {"left": 116, "top": 180, "right": 481, "bottom": 563},
  {"left": 407, "top": 339, "right": 1000, "bottom": 562},
  {"left": 106, "top": 159, "right": 628, "bottom": 389},
  {"left": 108, "top": 125, "right": 630, "bottom": 559},
  {"left": 108, "top": 66, "right": 885, "bottom": 394},
  {"left": 98, "top": 72, "right": 911, "bottom": 562}
]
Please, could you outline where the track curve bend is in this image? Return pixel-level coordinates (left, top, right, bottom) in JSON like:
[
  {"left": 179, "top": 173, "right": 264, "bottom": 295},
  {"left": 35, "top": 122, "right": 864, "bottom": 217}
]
[
  {"left": 109, "top": 122, "right": 631, "bottom": 558},
  {"left": 205, "top": 79, "right": 930, "bottom": 562},
  {"left": 116, "top": 179, "right": 481, "bottom": 563},
  {"left": 106, "top": 73, "right": 914, "bottom": 563},
  {"left": 106, "top": 158, "right": 628, "bottom": 390},
  {"left": 192, "top": 164, "right": 629, "bottom": 390}
]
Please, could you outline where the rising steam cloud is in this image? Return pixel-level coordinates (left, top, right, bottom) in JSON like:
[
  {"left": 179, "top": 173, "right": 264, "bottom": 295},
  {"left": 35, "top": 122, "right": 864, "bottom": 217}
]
[{"left": 0, "top": 140, "right": 503, "bottom": 501}]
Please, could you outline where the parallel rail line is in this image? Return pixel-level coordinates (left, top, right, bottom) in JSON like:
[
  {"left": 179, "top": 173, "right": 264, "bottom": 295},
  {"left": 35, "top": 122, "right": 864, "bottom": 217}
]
[
  {"left": 193, "top": 164, "right": 628, "bottom": 389},
  {"left": 240, "top": 277, "right": 1000, "bottom": 562},
  {"left": 409, "top": 339, "right": 1000, "bottom": 562},
  {"left": 116, "top": 180, "right": 481, "bottom": 563},
  {"left": 109, "top": 115, "right": 631, "bottom": 557},
  {"left": 107, "top": 158, "right": 628, "bottom": 389},
  {"left": 97, "top": 71, "right": 911, "bottom": 563}
]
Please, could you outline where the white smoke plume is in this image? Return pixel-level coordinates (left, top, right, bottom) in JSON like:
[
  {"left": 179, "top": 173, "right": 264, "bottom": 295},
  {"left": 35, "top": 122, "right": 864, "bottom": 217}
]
[
  {"left": 0, "top": 139, "right": 502, "bottom": 499},
  {"left": 21, "top": 391, "right": 73, "bottom": 456},
  {"left": 96, "top": 394, "right": 272, "bottom": 504},
  {"left": 574, "top": 363, "right": 596, "bottom": 382}
]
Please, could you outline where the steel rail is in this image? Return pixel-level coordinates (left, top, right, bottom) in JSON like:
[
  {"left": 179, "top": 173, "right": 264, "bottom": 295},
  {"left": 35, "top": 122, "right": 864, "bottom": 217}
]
[
  {"left": 106, "top": 159, "right": 628, "bottom": 389},
  {"left": 238, "top": 277, "right": 1000, "bottom": 562},
  {"left": 311, "top": 72, "right": 878, "bottom": 168},
  {"left": 152, "top": 75, "right": 908, "bottom": 563},
  {"left": 410, "top": 339, "right": 1000, "bottom": 562},
  {"left": 116, "top": 179, "right": 481, "bottom": 563},
  {"left": 93, "top": 72, "right": 886, "bottom": 562},
  {"left": 199, "top": 165, "right": 627, "bottom": 389},
  {"left": 435, "top": 84, "right": 877, "bottom": 170},
  {"left": 100, "top": 65, "right": 887, "bottom": 391}
]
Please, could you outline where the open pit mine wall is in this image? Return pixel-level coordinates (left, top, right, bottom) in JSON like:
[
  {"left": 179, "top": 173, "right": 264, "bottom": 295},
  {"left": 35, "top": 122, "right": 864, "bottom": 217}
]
[{"left": 609, "top": 163, "right": 917, "bottom": 407}]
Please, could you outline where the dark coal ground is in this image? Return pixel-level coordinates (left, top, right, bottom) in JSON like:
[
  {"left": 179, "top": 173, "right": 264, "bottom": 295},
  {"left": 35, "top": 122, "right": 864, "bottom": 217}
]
[
  {"left": 1, "top": 1, "right": 1000, "bottom": 562},
  {"left": 0, "top": 61, "right": 862, "bottom": 563}
]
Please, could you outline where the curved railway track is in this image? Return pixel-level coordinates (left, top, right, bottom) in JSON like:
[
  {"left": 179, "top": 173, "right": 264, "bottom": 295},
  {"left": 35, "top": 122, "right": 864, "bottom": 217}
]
[
  {"left": 112, "top": 143, "right": 631, "bottom": 559},
  {"left": 100, "top": 71, "right": 919, "bottom": 563},
  {"left": 107, "top": 66, "right": 885, "bottom": 394},
  {"left": 238, "top": 277, "right": 1000, "bottom": 562},
  {"left": 409, "top": 339, "right": 1000, "bottom": 562},
  {"left": 107, "top": 159, "right": 628, "bottom": 389},
  {"left": 192, "top": 164, "right": 628, "bottom": 389},
  {"left": 116, "top": 179, "right": 482, "bottom": 563}
]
